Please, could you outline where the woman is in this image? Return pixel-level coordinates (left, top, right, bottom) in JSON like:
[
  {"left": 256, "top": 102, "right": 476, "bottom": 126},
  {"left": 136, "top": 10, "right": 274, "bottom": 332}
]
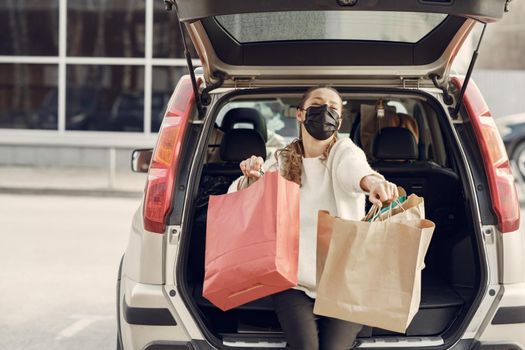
[{"left": 228, "top": 86, "right": 399, "bottom": 350}]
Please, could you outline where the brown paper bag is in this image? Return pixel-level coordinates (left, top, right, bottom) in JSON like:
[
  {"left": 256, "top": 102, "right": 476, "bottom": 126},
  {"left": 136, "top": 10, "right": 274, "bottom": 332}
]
[
  {"left": 314, "top": 207, "right": 435, "bottom": 333},
  {"left": 316, "top": 210, "right": 336, "bottom": 287}
]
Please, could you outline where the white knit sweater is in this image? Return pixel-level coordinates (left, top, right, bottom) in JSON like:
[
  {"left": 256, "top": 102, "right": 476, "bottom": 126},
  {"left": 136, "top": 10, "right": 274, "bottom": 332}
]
[{"left": 227, "top": 138, "right": 383, "bottom": 298}]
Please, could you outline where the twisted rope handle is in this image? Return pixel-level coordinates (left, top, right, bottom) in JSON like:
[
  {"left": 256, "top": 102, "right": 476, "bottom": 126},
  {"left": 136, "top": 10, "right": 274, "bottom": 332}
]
[
  {"left": 362, "top": 203, "right": 382, "bottom": 222},
  {"left": 365, "top": 196, "right": 407, "bottom": 222}
]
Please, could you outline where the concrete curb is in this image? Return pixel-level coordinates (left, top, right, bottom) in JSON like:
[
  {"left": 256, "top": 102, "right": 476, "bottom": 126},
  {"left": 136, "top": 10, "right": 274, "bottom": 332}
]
[{"left": 0, "top": 187, "right": 142, "bottom": 198}]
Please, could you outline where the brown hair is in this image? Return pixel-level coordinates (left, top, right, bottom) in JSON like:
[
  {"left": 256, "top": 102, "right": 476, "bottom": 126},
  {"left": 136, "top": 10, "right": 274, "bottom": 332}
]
[{"left": 276, "top": 86, "right": 343, "bottom": 186}]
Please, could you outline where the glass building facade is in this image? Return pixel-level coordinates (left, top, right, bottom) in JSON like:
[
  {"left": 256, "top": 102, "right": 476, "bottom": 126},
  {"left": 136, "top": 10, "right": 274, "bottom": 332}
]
[{"left": 0, "top": 0, "right": 198, "bottom": 134}]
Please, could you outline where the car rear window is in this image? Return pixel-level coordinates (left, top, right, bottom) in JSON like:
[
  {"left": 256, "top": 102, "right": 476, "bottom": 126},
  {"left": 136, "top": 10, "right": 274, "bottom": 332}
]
[
  {"left": 209, "top": 94, "right": 447, "bottom": 167},
  {"left": 215, "top": 11, "right": 447, "bottom": 44}
]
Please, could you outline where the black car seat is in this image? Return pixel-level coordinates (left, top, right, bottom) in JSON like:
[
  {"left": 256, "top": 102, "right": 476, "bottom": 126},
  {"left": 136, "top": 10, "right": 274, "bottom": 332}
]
[
  {"left": 197, "top": 128, "right": 267, "bottom": 211},
  {"left": 370, "top": 126, "right": 461, "bottom": 225},
  {"left": 371, "top": 126, "right": 436, "bottom": 200},
  {"left": 372, "top": 127, "right": 419, "bottom": 163},
  {"left": 221, "top": 107, "right": 268, "bottom": 142},
  {"left": 366, "top": 126, "right": 419, "bottom": 212},
  {"left": 357, "top": 103, "right": 419, "bottom": 160},
  {"left": 204, "top": 128, "right": 266, "bottom": 178}
]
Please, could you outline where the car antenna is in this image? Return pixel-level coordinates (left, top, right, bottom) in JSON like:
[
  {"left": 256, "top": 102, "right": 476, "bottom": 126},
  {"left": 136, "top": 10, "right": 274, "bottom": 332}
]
[
  {"left": 452, "top": 23, "right": 487, "bottom": 119},
  {"left": 165, "top": 0, "right": 205, "bottom": 118}
]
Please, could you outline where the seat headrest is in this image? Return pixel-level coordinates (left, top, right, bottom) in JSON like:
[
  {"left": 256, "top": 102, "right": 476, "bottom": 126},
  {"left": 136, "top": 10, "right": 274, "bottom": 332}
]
[
  {"left": 220, "top": 129, "right": 267, "bottom": 162},
  {"left": 372, "top": 127, "right": 418, "bottom": 160},
  {"left": 222, "top": 108, "right": 267, "bottom": 142}
]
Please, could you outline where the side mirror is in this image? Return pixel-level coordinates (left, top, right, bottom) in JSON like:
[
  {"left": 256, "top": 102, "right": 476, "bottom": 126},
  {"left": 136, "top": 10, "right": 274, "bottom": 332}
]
[{"left": 131, "top": 149, "right": 153, "bottom": 173}]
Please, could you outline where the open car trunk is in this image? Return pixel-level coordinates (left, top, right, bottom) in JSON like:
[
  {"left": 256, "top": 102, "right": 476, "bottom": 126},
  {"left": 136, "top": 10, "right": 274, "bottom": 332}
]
[
  {"left": 172, "top": 0, "right": 508, "bottom": 87},
  {"left": 177, "top": 87, "right": 486, "bottom": 348}
]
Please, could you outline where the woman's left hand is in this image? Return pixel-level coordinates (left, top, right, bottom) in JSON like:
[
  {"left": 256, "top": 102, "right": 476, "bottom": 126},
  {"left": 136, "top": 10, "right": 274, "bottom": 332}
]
[{"left": 367, "top": 179, "right": 399, "bottom": 207}]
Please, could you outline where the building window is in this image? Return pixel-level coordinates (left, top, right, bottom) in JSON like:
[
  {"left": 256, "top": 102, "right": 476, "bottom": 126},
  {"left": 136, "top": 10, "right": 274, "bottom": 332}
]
[
  {"left": 0, "top": 64, "right": 58, "bottom": 129},
  {"left": 0, "top": 1, "right": 59, "bottom": 56},
  {"left": 0, "top": 1, "right": 196, "bottom": 134},
  {"left": 67, "top": 0, "right": 146, "bottom": 57},
  {"left": 153, "top": 1, "right": 198, "bottom": 59},
  {"left": 66, "top": 65, "right": 144, "bottom": 132}
]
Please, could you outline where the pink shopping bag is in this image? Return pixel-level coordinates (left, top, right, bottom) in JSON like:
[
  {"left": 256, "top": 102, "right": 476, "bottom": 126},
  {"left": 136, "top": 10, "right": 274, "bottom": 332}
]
[{"left": 203, "top": 171, "right": 300, "bottom": 311}]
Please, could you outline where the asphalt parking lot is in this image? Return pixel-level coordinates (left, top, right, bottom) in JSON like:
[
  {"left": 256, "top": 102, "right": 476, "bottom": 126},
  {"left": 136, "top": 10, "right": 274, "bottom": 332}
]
[
  {"left": 0, "top": 194, "right": 140, "bottom": 350},
  {"left": 1, "top": 193, "right": 524, "bottom": 350}
]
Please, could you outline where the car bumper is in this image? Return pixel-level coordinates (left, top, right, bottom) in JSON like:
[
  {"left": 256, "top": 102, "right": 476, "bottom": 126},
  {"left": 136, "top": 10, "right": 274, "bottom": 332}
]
[
  {"left": 118, "top": 276, "right": 195, "bottom": 350},
  {"left": 476, "top": 282, "right": 525, "bottom": 348},
  {"left": 138, "top": 339, "right": 523, "bottom": 350},
  {"left": 118, "top": 278, "right": 525, "bottom": 350},
  {"left": 473, "top": 341, "right": 523, "bottom": 350}
]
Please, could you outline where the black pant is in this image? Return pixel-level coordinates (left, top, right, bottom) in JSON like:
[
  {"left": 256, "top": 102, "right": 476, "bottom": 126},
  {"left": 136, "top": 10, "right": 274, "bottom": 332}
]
[{"left": 271, "top": 289, "right": 363, "bottom": 350}]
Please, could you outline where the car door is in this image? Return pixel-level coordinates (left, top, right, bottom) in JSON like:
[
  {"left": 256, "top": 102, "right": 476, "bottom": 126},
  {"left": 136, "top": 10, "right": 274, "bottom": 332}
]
[{"left": 170, "top": 0, "right": 509, "bottom": 87}]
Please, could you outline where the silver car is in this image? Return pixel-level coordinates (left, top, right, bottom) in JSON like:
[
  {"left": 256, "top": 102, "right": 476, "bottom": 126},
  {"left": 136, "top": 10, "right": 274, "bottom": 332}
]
[{"left": 117, "top": 1, "right": 525, "bottom": 349}]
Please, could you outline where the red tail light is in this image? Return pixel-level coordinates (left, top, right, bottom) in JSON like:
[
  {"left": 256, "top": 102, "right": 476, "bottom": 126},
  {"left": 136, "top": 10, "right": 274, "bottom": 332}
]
[
  {"left": 452, "top": 77, "right": 520, "bottom": 233},
  {"left": 143, "top": 76, "right": 198, "bottom": 233}
]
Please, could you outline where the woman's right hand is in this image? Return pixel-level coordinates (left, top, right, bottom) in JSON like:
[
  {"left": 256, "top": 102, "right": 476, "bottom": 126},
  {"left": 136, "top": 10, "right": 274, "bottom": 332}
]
[{"left": 240, "top": 155, "right": 265, "bottom": 184}]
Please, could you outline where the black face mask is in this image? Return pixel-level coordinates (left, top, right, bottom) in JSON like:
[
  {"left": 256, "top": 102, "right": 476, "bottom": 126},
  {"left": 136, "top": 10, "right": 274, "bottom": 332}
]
[{"left": 303, "top": 104, "right": 340, "bottom": 141}]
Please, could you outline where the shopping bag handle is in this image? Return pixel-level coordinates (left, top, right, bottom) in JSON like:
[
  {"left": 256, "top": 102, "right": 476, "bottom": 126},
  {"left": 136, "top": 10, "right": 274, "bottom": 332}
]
[
  {"left": 363, "top": 194, "right": 407, "bottom": 222},
  {"left": 362, "top": 204, "right": 381, "bottom": 222}
]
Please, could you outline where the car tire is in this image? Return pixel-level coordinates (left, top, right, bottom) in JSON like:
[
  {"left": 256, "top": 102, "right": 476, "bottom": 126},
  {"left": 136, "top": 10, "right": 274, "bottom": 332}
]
[
  {"left": 116, "top": 255, "right": 124, "bottom": 350},
  {"left": 116, "top": 334, "right": 123, "bottom": 350},
  {"left": 511, "top": 141, "right": 525, "bottom": 202},
  {"left": 512, "top": 142, "right": 525, "bottom": 178}
]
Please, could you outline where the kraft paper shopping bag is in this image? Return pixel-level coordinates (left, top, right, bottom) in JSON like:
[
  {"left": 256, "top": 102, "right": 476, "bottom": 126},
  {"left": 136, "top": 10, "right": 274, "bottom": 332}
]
[{"left": 314, "top": 199, "right": 434, "bottom": 333}]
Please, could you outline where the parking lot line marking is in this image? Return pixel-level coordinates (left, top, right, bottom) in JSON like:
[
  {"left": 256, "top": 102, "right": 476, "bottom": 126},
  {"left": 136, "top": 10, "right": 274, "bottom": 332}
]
[{"left": 55, "top": 315, "right": 111, "bottom": 340}]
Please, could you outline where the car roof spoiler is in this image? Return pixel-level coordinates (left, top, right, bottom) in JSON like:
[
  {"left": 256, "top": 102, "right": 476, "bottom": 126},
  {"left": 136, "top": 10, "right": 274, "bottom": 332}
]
[{"left": 166, "top": 0, "right": 511, "bottom": 24}]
